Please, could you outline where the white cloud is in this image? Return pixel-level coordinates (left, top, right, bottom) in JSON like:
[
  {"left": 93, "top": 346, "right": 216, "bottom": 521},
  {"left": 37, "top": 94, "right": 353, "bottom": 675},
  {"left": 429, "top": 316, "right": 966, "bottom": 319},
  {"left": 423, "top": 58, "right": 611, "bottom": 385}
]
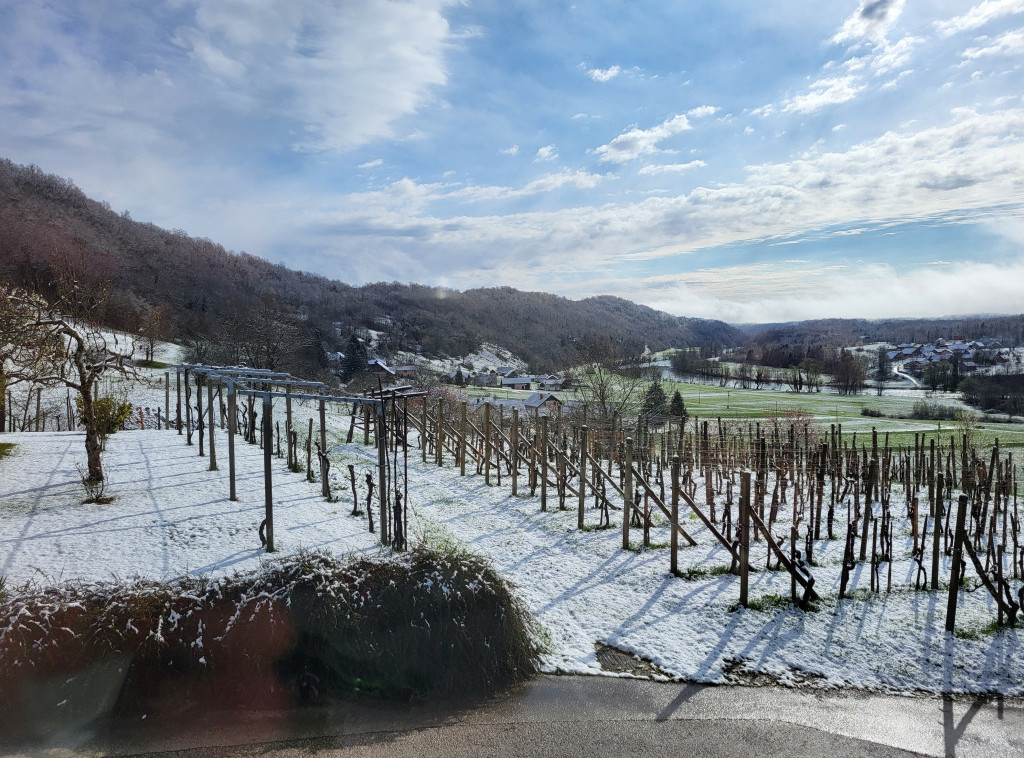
[
  {"left": 636, "top": 254, "right": 1024, "bottom": 323},
  {"left": 534, "top": 144, "right": 558, "bottom": 161},
  {"left": 593, "top": 114, "right": 691, "bottom": 163},
  {"left": 686, "top": 105, "right": 719, "bottom": 118},
  {"left": 303, "top": 106, "right": 1024, "bottom": 306},
  {"left": 833, "top": 0, "right": 907, "bottom": 45},
  {"left": 0, "top": 0, "right": 456, "bottom": 167},
  {"left": 586, "top": 65, "right": 621, "bottom": 82},
  {"left": 500, "top": 144, "right": 520, "bottom": 155},
  {"left": 869, "top": 36, "right": 921, "bottom": 74},
  {"left": 358, "top": 158, "right": 383, "bottom": 168},
  {"left": 449, "top": 170, "right": 606, "bottom": 202},
  {"left": 962, "top": 27, "right": 1024, "bottom": 59},
  {"left": 781, "top": 76, "right": 865, "bottom": 114},
  {"left": 936, "top": 0, "right": 1024, "bottom": 38},
  {"left": 637, "top": 160, "right": 707, "bottom": 176},
  {"left": 176, "top": 0, "right": 455, "bottom": 153}
]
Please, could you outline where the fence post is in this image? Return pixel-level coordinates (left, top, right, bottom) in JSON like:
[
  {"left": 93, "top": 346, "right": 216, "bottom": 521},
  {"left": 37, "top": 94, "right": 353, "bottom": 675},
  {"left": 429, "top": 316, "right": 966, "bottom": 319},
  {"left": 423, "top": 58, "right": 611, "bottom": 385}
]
[
  {"left": 263, "top": 393, "right": 275, "bottom": 553},
  {"left": 421, "top": 400, "right": 428, "bottom": 464},
  {"left": 740, "top": 471, "right": 751, "bottom": 607},
  {"left": 227, "top": 382, "right": 237, "bottom": 501},
  {"left": 286, "top": 386, "right": 293, "bottom": 468},
  {"left": 164, "top": 372, "right": 170, "bottom": 431},
  {"left": 185, "top": 369, "right": 193, "bottom": 445},
  {"left": 671, "top": 455, "right": 680, "bottom": 575},
  {"left": 207, "top": 379, "right": 217, "bottom": 471},
  {"left": 320, "top": 395, "right": 329, "bottom": 499},
  {"left": 541, "top": 415, "right": 549, "bottom": 511},
  {"left": 579, "top": 425, "right": 588, "bottom": 529},
  {"left": 946, "top": 494, "right": 969, "bottom": 633},
  {"left": 436, "top": 398, "right": 444, "bottom": 466},
  {"left": 460, "top": 401, "right": 468, "bottom": 476},
  {"left": 511, "top": 409, "right": 519, "bottom": 496},
  {"left": 623, "top": 437, "right": 633, "bottom": 550},
  {"left": 176, "top": 368, "right": 182, "bottom": 434},
  {"left": 197, "top": 374, "right": 205, "bottom": 457},
  {"left": 932, "top": 472, "right": 943, "bottom": 589},
  {"left": 377, "top": 401, "right": 390, "bottom": 546},
  {"left": 484, "top": 402, "right": 492, "bottom": 485}
]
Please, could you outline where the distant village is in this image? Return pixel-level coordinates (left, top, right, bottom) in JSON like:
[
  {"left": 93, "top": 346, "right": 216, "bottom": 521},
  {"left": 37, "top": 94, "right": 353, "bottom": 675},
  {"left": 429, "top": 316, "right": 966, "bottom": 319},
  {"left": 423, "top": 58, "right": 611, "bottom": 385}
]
[{"left": 880, "top": 337, "right": 1016, "bottom": 374}]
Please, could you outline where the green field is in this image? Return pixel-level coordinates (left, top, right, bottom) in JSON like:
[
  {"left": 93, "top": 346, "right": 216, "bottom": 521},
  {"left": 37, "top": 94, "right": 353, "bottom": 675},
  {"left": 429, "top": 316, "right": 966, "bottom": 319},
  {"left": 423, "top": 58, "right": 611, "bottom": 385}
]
[
  {"left": 445, "top": 378, "right": 1024, "bottom": 453},
  {"left": 661, "top": 380, "right": 1024, "bottom": 453}
]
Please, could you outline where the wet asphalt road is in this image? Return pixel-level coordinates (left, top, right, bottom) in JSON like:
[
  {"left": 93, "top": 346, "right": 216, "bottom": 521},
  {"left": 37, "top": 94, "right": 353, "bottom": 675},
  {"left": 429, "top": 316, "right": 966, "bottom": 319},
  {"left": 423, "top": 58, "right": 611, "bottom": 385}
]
[{"left": 5, "top": 675, "right": 1024, "bottom": 758}]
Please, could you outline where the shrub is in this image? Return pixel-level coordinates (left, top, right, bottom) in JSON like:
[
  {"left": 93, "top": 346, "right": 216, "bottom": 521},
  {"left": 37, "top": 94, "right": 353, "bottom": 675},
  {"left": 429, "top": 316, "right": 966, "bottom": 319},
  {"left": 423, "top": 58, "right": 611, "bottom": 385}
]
[
  {"left": 75, "top": 394, "right": 132, "bottom": 449},
  {"left": 0, "top": 549, "right": 539, "bottom": 736},
  {"left": 909, "top": 400, "right": 958, "bottom": 421}
]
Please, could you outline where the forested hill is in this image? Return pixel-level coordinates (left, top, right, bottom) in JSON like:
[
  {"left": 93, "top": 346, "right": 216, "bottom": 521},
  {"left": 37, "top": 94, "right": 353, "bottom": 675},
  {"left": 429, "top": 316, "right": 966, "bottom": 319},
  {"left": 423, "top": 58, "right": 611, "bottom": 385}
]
[
  {"left": 0, "top": 158, "right": 740, "bottom": 374},
  {"left": 747, "top": 316, "right": 1024, "bottom": 349}
]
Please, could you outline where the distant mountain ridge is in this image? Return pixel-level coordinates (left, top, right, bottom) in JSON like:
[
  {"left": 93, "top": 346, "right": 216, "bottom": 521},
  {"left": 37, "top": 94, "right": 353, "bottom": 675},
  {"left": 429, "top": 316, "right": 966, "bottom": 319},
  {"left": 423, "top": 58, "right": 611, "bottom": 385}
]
[
  {"left": 0, "top": 157, "right": 741, "bottom": 373},
  {"left": 746, "top": 316, "right": 1024, "bottom": 349}
]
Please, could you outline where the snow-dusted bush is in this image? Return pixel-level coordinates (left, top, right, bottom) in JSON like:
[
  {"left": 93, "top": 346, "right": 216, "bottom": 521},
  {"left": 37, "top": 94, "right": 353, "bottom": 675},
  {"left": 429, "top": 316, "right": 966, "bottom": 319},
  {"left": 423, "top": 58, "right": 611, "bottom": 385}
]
[{"left": 0, "top": 549, "right": 539, "bottom": 736}]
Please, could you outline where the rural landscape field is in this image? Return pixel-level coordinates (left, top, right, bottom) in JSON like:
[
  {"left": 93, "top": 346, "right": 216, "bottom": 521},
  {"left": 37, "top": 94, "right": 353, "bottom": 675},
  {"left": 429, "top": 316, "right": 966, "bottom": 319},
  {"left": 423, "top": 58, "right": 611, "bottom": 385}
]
[{"left": 3, "top": 1, "right": 1024, "bottom": 754}]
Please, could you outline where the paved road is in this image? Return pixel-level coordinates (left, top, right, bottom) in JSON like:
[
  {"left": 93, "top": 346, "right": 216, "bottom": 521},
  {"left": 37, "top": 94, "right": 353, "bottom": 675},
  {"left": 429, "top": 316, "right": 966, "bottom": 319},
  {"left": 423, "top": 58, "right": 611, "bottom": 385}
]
[{"left": 6, "top": 676, "right": 1023, "bottom": 757}]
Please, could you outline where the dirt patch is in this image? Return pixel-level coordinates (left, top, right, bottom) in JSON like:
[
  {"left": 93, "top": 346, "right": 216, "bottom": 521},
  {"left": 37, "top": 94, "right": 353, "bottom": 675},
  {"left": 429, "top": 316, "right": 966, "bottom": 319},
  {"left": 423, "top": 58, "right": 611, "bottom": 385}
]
[
  {"left": 595, "top": 642, "right": 668, "bottom": 678},
  {"left": 722, "top": 656, "right": 827, "bottom": 687}
]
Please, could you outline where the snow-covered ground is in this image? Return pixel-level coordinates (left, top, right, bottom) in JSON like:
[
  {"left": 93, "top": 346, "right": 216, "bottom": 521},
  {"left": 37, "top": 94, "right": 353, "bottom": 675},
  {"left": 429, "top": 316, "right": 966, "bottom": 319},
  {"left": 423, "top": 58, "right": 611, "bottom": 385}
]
[
  {"left": 2, "top": 418, "right": 1021, "bottom": 697},
  {"left": 1, "top": 350, "right": 1021, "bottom": 696}
]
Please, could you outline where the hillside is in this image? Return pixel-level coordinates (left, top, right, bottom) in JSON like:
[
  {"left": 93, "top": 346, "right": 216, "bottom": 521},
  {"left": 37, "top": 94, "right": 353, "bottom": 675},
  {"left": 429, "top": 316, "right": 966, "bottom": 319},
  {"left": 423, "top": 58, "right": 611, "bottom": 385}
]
[
  {"left": 0, "top": 158, "right": 740, "bottom": 374},
  {"left": 747, "top": 316, "right": 1024, "bottom": 350}
]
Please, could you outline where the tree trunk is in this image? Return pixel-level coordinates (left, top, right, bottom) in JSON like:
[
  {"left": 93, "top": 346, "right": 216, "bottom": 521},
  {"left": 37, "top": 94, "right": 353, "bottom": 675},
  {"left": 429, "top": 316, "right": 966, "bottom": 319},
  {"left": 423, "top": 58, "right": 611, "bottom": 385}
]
[{"left": 80, "top": 383, "right": 104, "bottom": 481}]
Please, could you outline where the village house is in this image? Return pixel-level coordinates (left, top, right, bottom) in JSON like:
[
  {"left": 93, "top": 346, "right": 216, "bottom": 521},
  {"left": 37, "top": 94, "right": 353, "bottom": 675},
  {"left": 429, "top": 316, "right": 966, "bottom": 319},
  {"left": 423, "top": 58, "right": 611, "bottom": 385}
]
[
  {"left": 367, "top": 358, "right": 396, "bottom": 380},
  {"left": 524, "top": 392, "right": 562, "bottom": 416}
]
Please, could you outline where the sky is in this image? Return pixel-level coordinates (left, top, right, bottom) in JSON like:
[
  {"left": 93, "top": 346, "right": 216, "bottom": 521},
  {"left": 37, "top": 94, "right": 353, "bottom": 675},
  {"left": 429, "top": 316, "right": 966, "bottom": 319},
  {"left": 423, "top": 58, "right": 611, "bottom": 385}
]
[{"left": 1, "top": 0, "right": 1023, "bottom": 324}]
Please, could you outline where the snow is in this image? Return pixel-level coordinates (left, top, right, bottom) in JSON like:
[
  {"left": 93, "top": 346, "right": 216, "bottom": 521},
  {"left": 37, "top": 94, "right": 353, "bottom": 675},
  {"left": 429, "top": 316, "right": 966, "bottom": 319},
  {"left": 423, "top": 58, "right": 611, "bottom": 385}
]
[{"left": 1, "top": 361, "right": 1022, "bottom": 696}]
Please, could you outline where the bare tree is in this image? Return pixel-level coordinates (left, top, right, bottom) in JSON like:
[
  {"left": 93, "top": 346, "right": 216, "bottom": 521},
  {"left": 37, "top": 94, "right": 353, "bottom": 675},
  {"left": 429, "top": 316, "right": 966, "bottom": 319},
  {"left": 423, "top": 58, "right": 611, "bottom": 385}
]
[
  {"left": 0, "top": 282, "right": 135, "bottom": 481},
  {"left": 572, "top": 338, "right": 647, "bottom": 435}
]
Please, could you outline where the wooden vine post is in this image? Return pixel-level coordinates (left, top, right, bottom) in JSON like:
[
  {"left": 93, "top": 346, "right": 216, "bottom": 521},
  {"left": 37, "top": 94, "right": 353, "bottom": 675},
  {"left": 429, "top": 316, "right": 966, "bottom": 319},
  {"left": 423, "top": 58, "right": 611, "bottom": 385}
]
[
  {"left": 932, "top": 472, "right": 943, "bottom": 589},
  {"left": 262, "top": 393, "right": 275, "bottom": 552},
  {"left": 227, "top": 381, "right": 237, "bottom": 501},
  {"left": 511, "top": 408, "right": 519, "bottom": 496},
  {"left": 484, "top": 402, "right": 492, "bottom": 485},
  {"left": 285, "top": 387, "right": 293, "bottom": 468},
  {"left": 176, "top": 367, "right": 182, "bottom": 434},
  {"left": 196, "top": 376, "right": 208, "bottom": 456},
  {"left": 946, "top": 494, "right": 969, "bottom": 633},
  {"left": 740, "top": 471, "right": 751, "bottom": 607},
  {"left": 460, "top": 402, "right": 468, "bottom": 477},
  {"left": 436, "top": 398, "right": 444, "bottom": 467},
  {"left": 541, "top": 415, "right": 549, "bottom": 511},
  {"left": 671, "top": 455, "right": 680, "bottom": 575},
  {"left": 421, "top": 399, "right": 428, "bottom": 464},
  {"left": 377, "top": 401, "right": 390, "bottom": 546},
  {"left": 578, "top": 425, "right": 588, "bottom": 529},
  {"left": 207, "top": 378, "right": 217, "bottom": 471},
  {"left": 623, "top": 437, "right": 633, "bottom": 550},
  {"left": 315, "top": 395, "right": 327, "bottom": 498}
]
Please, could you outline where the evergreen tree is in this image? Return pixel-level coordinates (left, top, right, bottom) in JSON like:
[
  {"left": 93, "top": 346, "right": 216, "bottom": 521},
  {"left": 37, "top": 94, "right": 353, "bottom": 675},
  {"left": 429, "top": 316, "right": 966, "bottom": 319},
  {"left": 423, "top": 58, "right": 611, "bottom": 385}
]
[
  {"left": 640, "top": 380, "right": 667, "bottom": 417},
  {"left": 339, "top": 335, "right": 369, "bottom": 382},
  {"left": 669, "top": 389, "right": 687, "bottom": 418}
]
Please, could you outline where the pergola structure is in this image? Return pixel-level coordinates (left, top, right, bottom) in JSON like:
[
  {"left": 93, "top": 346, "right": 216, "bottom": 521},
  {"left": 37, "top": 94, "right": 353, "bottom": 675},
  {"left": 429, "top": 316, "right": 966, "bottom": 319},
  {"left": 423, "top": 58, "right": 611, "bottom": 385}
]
[{"left": 174, "top": 364, "right": 391, "bottom": 551}]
